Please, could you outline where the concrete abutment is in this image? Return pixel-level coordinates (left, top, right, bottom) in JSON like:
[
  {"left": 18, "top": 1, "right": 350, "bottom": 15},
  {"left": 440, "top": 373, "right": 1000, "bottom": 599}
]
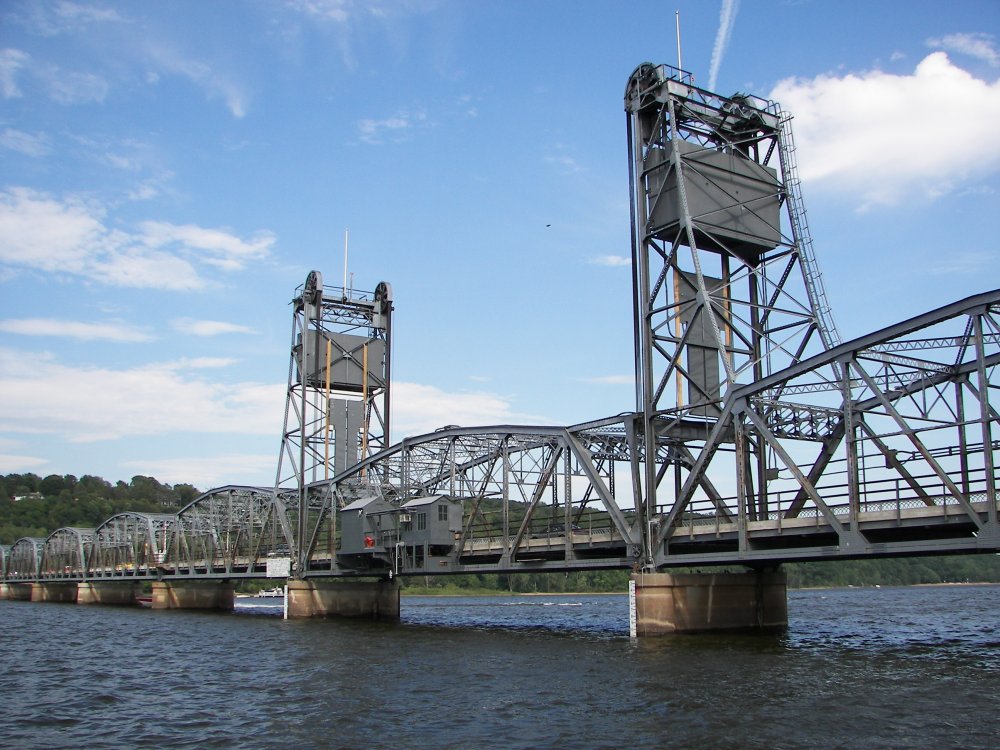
[
  {"left": 77, "top": 581, "right": 143, "bottom": 605},
  {"left": 30, "top": 582, "right": 79, "bottom": 603},
  {"left": 630, "top": 570, "right": 787, "bottom": 635},
  {"left": 150, "top": 580, "right": 235, "bottom": 611},
  {"left": 286, "top": 578, "right": 400, "bottom": 620}
]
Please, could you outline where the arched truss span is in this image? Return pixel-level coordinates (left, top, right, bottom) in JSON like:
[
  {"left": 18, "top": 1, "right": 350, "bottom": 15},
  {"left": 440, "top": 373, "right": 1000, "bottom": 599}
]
[
  {"left": 295, "top": 422, "right": 643, "bottom": 575},
  {"left": 172, "top": 486, "right": 291, "bottom": 576},
  {"left": 39, "top": 527, "right": 95, "bottom": 579},
  {"left": 88, "top": 513, "right": 178, "bottom": 579},
  {"left": 5, "top": 538, "right": 45, "bottom": 580}
]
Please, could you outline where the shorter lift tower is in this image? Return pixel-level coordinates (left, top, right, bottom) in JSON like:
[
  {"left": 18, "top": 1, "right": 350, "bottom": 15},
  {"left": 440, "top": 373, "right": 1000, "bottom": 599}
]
[
  {"left": 625, "top": 63, "right": 840, "bottom": 567},
  {"left": 275, "top": 270, "right": 393, "bottom": 572}
]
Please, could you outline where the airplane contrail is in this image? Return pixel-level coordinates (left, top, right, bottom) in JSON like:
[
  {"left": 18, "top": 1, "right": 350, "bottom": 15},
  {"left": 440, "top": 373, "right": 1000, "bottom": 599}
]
[{"left": 708, "top": 0, "right": 740, "bottom": 92}]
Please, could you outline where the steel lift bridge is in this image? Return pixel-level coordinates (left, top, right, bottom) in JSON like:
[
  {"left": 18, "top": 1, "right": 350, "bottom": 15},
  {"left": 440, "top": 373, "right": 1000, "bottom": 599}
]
[
  {"left": 257, "top": 62, "right": 999, "bottom": 587},
  {"left": 4, "top": 64, "right": 997, "bottom": 628}
]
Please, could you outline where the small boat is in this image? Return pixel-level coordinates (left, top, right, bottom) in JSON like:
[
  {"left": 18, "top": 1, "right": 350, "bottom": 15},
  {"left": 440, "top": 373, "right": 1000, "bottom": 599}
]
[
  {"left": 136, "top": 595, "right": 153, "bottom": 607},
  {"left": 255, "top": 586, "right": 284, "bottom": 598}
]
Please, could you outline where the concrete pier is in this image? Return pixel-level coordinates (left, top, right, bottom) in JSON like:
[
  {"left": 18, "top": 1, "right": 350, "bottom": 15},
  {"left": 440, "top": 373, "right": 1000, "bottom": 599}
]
[
  {"left": 77, "top": 581, "right": 144, "bottom": 605},
  {"left": 1, "top": 582, "right": 33, "bottom": 601},
  {"left": 286, "top": 579, "right": 400, "bottom": 620},
  {"left": 30, "top": 582, "right": 79, "bottom": 603},
  {"left": 631, "top": 570, "right": 787, "bottom": 635},
  {"left": 150, "top": 580, "right": 236, "bottom": 611}
]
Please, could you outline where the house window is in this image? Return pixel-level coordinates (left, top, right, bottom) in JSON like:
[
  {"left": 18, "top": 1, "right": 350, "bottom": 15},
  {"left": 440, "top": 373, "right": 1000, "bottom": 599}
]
[
  {"left": 438, "top": 504, "right": 449, "bottom": 522},
  {"left": 417, "top": 513, "right": 427, "bottom": 531}
]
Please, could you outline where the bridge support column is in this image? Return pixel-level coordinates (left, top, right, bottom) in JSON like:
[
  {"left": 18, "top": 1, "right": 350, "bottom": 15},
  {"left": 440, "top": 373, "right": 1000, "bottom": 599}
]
[
  {"left": 30, "top": 582, "right": 79, "bottom": 603},
  {"left": 150, "top": 580, "right": 235, "bottom": 611},
  {"left": 286, "top": 579, "right": 400, "bottom": 621},
  {"left": 2, "top": 583, "right": 32, "bottom": 600},
  {"left": 630, "top": 570, "right": 787, "bottom": 635},
  {"left": 77, "top": 582, "right": 143, "bottom": 605}
]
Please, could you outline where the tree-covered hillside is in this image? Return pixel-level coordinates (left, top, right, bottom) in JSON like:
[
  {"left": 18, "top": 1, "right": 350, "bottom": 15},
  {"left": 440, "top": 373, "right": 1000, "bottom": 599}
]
[{"left": 0, "top": 473, "right": 199, "bottom": 544}]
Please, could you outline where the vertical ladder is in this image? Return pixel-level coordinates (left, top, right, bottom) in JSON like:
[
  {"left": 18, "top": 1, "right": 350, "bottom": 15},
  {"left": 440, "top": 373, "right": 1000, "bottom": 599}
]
[{"left": 778, "top": 112, "right": 842, "bottom": 349}]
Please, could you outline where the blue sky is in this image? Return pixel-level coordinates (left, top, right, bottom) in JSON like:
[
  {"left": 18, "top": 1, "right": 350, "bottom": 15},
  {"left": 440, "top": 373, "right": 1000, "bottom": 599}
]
[{"left": 1, "top": 0, "right": 998, "bottom": 489}]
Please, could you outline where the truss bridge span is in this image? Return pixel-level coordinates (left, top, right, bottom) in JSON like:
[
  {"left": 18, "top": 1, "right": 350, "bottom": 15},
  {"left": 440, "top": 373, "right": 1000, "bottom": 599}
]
[{"left": 2, "top": 290, "right": 998, "bottom": 592}]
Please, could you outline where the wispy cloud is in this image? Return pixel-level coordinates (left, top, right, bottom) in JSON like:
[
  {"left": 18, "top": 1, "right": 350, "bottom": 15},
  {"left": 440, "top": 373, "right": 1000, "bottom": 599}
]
[
  {"left": 172, "top": 318, "right": 256, "bottom": 337},
  {"left": 139, "top": 222, "right": 274, "bottom": 272},
  {"left": 0, "top": 318, "right": 153, "bottom": 342},
  {"left": 0, "top": 49, "right": 30, "bottom": 98},
  {"left": 144, "top": 45, "right": 249, "bottom": 118},
  {"left": 0, "top": 128, "right": 50, "bottom": 156},
  {"left": 43, "top": 66, "right": 108, "bottom": 104},
  {"left": 357, "top": 108, "right": 428, "bottom": 144},
  {"left": 0, "top": 347, "right": 284, "bottom": 443},
  {"left": 771, "top": 53, "right": 1000, "bottom": 209},
  {"left": 391, "top": 381, "right": 540, "bottom": 438},
  {"left": 927, "top": 32, "right": 999, "bottom": 67},
  {"left": 17, "top": 1, "right": 126, "bottom": 36},
  {"left": 0, "top": 453, "right": 48, "bottom": 473},
  {"left": 578, "top": 375, "right": 634, "bottom": 386},
  {"left": 708, "top": 0, "right": 741, "bottom": 91},
  {"left": 590, "top": 255, "right": 631, "bottom": 267},
  {"left": 0, "top": 187, "right": 274, "bottom": 290},
  {"left": 121, "top": 453, "right": 276, "bottom": 488}
]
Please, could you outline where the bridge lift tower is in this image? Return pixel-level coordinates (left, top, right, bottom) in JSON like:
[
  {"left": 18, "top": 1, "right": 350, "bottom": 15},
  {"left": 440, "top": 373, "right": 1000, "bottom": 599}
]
[
  {"left": 274, "top": 270, "right": 393, "bottom": 573},
  {"left": 625, "top": 63, "right": 841, "bottom": 568}
]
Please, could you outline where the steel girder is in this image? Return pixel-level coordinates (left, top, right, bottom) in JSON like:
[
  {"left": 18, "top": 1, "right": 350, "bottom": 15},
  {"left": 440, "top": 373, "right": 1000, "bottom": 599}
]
[
  {"left": 294, "top": 424, "right": 643, "bottom": 575},
  {"left": 87, "top": 513, "right": 178, "bottom": 579},
  {"left": 5, "top": 537, "right": 45, "bottom": 580},
  {"left": 649, "top": 290, "right": 1000, "bottom": 565},
  {"left": 39, "top": 527, "right": 95, "bottom": 579},
  {"left": 624, "top": 63, "right": 843, "bottom": 567},
  {"left": 172, "top": 485, "right": 289, "bottom": 576}
]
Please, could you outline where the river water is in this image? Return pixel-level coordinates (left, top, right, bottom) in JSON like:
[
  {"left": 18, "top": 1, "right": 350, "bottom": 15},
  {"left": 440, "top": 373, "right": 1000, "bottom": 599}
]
[{"left": 1, "top": 585, "right": 997, "bottom": 749}]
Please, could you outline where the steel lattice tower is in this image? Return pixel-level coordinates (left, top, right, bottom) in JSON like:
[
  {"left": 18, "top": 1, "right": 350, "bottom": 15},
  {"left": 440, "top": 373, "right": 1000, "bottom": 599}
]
[
  {"left": 625, "top": 63, "right": 840, "bottom": 567},
  {"left": 274, "top": 271, "right": 393, "bottom": 572}
]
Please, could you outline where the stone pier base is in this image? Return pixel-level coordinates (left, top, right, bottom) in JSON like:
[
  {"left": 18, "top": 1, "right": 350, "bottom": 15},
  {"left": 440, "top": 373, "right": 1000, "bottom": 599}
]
[
  {"left": 77, "top": 581, "right": 144, "bottom": 605},
  {"left": 151, "top": 580, "right": 235, "bottom": 611},
  {"left": 286, "top": 579, "right": 400, "bottom": 620},
  {"left": 1, "top": 582, "right": 32, "bottom": 601},
  {"left": 30, "top": 582, "right": 79, "bottom": 603},
  {"left": 631, "top": 570, "right": 787, "bottom": 635}
]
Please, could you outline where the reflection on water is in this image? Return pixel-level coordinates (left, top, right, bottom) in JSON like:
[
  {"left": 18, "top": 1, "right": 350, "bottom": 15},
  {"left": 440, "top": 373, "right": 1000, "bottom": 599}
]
[{"left": 2, "top": 585, "right": 997, "bottom": 749}]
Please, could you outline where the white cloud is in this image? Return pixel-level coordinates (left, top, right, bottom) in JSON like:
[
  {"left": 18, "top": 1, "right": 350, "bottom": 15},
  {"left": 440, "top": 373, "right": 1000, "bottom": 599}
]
[
  {"left": 544, "top": 153, "right": 582, "bottom": 173},
  {"left": 590, "top": 255, "right": 631, "bottom": 267},
  {"left": 357, "top": 108, "right": 427, "bottom": 144},
  {"left": 771, "top": 53, "right": 1000, "bottom": 208},
  {"left": 139, "top": 222, "right": 273, "bottom": 272},
  {"left": 44, "top": 67, "right": 108, "bottom": 104},
  {"left": 0, "top": 127, "right": 50, "bottom": 156},
  {"left": 144, "top": 45, "right": 248, "bottom": 118},
  {"left": 708, "top": 0, "right": 741, "bottom": 91},
  {"left": 928, "top": 33, "right": 999, "bottom": 67},
  {"left": 579, "top": 375, "right": 634, "bottom": 386},
  {"left": 391, "top": 381, "right": 540, "bottom": 438},
  {"left": 0, "top": 49, "right": 29, "bottom": 98},
  {"left": 120, "top": 453, "right": 276, "bottom": 489},
  {"left": 0, "top": 453, "right": 48, "bottom": 472},
  {"left": 19, "top": 1, "right": 126, "bottom": 36},
  {"left": 0, "top": 187, "right": 273, "bottom": 290},
  {"left": 160, "top": 357, "right": 238, "bottom": 370},
  {"left": 0, "top": 347, "right": 284, "bottom": 443},
  {"left": 0, "top": 318, "right": 153, "bottom": 342},
  {"left": 172, "top": 318, "right": 256, "bottom": 337}
]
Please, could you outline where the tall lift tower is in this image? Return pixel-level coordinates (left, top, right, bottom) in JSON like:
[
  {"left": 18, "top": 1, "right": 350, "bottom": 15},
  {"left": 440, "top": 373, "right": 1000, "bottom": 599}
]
[
  {"left": 625, "top": 63, "right": 840, "bottom": 567},
  {"left": 274, "top": 270, "right": 393, "bottom": 572}
]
